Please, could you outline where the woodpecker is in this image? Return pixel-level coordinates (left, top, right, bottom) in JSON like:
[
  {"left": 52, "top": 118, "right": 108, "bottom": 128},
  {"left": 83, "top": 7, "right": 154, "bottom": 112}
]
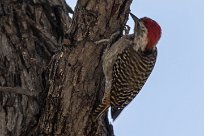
[{"left": 93, "top": 13, "right": 162, "bottom": 121}]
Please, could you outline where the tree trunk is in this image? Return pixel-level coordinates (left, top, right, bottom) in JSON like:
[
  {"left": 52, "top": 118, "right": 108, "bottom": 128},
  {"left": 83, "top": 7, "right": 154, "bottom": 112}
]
[{"left": 0, "top": 0, "right": 132, "bottom": 136}]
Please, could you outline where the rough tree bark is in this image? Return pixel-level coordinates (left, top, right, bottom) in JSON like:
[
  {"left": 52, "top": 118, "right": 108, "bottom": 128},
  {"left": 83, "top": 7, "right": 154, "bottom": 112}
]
[{"left": 0, "top": 0, "right": 132, "bottom": 136}]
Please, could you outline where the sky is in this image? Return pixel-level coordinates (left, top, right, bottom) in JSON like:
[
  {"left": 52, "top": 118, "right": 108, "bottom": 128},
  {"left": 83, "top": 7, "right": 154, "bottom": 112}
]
[{"left": 66, "top": 0, "right": 204, "bottom": 136}]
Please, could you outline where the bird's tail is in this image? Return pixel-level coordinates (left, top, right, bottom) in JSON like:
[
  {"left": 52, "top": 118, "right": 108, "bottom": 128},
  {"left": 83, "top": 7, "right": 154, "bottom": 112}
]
[
  {"left": 93, "top": 98, "right": 110, "bottom": 120},
  {"left": 111, "top": 107, "right": 123, "bottom": 121}
]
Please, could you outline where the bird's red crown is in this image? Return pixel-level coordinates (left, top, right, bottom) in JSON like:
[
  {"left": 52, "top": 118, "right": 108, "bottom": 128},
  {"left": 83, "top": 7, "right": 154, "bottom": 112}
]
[{"left": 140, "top": 17, "right": 162, "bottom": 50}]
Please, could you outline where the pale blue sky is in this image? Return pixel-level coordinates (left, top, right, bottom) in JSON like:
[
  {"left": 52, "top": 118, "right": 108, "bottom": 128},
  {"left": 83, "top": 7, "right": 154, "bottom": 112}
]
[{"left": 66, "top": 0, "right": 204, "bottom": 136}]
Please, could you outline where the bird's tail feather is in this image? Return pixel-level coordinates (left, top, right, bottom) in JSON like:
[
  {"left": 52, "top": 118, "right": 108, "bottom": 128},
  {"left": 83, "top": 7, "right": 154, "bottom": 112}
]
[
  {"left": 111, "top": 108, "right": 123, "bottom": 121},
  {"left": 93, "top": 98, "right": 110, "bottom": 120}
]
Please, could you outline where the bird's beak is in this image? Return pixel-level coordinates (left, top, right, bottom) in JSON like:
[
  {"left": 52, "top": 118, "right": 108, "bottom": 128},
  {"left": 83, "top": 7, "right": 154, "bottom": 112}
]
[
  {"left": 130, "top": 13, "right": 140, "bottom": 36},
  {"left": 130, "top": 13, "right": 139, "bottom": 22}
]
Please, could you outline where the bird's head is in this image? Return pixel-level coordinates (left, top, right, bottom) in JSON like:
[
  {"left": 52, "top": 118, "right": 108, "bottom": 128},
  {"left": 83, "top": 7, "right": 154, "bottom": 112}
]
[{"left": 130, "top": 13, "right": 162, "bottom": 52}]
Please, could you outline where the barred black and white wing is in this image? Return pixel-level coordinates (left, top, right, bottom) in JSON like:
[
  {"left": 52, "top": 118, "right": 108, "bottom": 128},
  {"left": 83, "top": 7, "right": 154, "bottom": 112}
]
[{"left": 110, "top": 47, "right": 157, "bottom": 120}]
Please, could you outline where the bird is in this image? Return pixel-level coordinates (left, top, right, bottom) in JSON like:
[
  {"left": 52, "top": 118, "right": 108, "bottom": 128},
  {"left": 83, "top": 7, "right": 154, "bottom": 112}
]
[{"left": 93, "top": 13, "right": 162, "bottom": 121}]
